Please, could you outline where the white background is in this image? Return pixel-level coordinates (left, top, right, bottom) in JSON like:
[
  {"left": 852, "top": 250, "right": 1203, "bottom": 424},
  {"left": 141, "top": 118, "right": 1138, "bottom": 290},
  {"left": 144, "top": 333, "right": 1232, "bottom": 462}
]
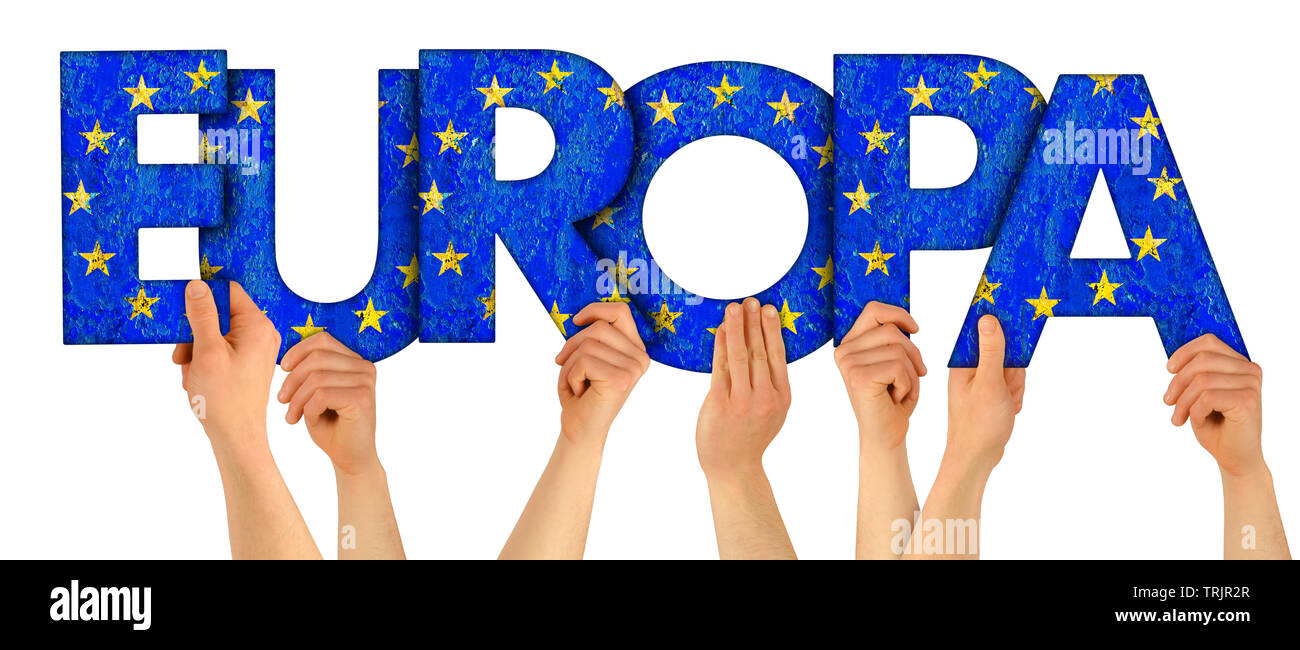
[{"left": 1, "top": 0, "right": 1295, "bottom": 559}]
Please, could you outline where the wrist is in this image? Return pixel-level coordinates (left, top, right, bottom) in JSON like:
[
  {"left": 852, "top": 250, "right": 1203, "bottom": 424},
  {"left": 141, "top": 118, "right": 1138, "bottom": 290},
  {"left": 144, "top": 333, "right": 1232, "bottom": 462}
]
[
  {"left": 209, "top": 432, "right": 273, "bottom": 470},
  {"left": 703, "top": 460, "right": 768, "bottom": 490},
  {"left": 334, "top": 454, "right": 384, "bottom": 479},
  {"left": 1220, "top": 459, "right": 1270, "bottom": 484},
  {"left": 937, "top": 447, "right": 999, "bottom": 485}
]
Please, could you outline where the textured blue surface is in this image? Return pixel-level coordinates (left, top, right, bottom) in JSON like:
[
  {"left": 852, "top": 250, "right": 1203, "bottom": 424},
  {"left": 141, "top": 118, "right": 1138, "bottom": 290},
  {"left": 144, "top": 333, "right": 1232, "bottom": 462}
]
[
  {"left": 198, "top": 69, "right": 420, "bottom": 362},
  {"left": 417, "top": 50, "right": 638, "bottom": 344},
  {"left": 949, "top": 75, "right": 1246, "bottom": 367},
  {"left": 833, "top": 55, "right": 1042, "bottom": 346},
  {"left": 583, "top": 61, "right": 833, "bottom": 372},
  {"left": 62, "top": 50, "right": 231, "bottom": 344}
]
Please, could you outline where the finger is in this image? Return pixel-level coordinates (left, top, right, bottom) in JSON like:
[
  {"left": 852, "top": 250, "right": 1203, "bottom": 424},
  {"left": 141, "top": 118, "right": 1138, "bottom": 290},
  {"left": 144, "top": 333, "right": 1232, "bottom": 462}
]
[
  {"left": 1005, "top": 368, "right": 1027, "bottom": 413},
  {"left": 1188, "top": 389, "right": 1255, "bottom": 428},
  {"left": 743, "top": 299, "right": 772, "bottom": 390},
  {"left": 172, "top": 342, "right": 192, "bottom": 365},
  {"left": 835, "top": 323, "right": 927, "bottom": 377},
  {"left": 183, "top": 280, "right": 224, "bottom": 349},
  {"left": 844, "top": 301, "right": 919, "bottom": 341},
  {"left": 839, "top": 346, "right": 920, "bottom": 404},
  {"left": 723, "top": 303, "right": 750, "bottom": 395},
  {"left": 277, "top": 350, "right": 376, "bottom": 403},
  {"left": 180, "top": 363, "right": 190, "bottom": 392},
  {"left": 710, "top": 325, "right": 729, "bottom": 394},
  {"left": 286, "top": 371, "right": 375, "bottom": 424},
  {"left": 558, "top": 340, "right": 640, "bottom": 398},
  {"left": 572, "top": 302, "right": 645, "bottom": 351},
  {"left": 1172, "top": 374, "right": 1259, "bottom": 426},
  {"left": 1168, "top": 333, "right": 1246, "bottom": 372},
  {"left": 303, "top": 387, "right": 373, "bottom": 427},
  {"left": 760, "top": 304, "right": 790, "bottom": 393},
  {"left": 974, "top": 315, "right": 1006, "bottom": 381},
  {"left": 282, "top": 331, "right": 360, "bottom": 370},
  {"left": 555, "top": 320, "right": 647, "bottom": 368},
  {"left": 1164, "top": 352, "right": 1262, "bottom": 405},
  {"left": 227, "top": 281, "right": 270, "bottom": 332},
  {"left": 562, "top": 353, "right": 636, "bottom": 399}
]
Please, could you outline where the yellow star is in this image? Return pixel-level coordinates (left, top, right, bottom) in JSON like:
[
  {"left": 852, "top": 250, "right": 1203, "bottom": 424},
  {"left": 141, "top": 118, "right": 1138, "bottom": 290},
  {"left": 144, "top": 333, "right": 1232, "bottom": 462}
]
[
  {"left": 396, "top": 133, "right": 419, "bottom": 167},
  {"left": 80, "top": 120, "right": 114, "bottom": 155},
  {"left": 777, "top": 300, "right": 803, "bottom": 333},
  {"left": 1148, "top": 167, "right": 1182, "bottom": 201},
  {"left": 811, "top": 256, "right": 834, "bottom": 290},
  {"left": 811, "top": 135, "right": 834, "bottom": 169},
  {"left": 601, "top": 284, "right": 631, "bottom": 303},
  {"left": 766, "top": 90, "right": 802, "bottom": 125},
  {"left": 646, "top": 91, "right": 683, "bottom": 125},
  {"left": 199, "top": 132, "right": 222, "bottom": 162},
  {"left": 183, "top": 59, "right": 221, "bottom": 94},
  {"left": 1025, "top": 287, "right": 1060, "bottom": 321},
  {"left": 1025, "top": 87, "right": 1045, "bottom": 109},
  {"left": 477, "top": 75, "right": 513, "bottom": 110},
  {"left": 479, "top": 288, "right": 497, "bottom": 319},
  {"left": 1131, "top": 105, "right": 1162, "bottom": 140},
  {"left": 706, "top": 74, "right": 743, "bottom": 108},
  {"left": 125, "top": 288, "right": 160, "bottom": 320},
  {"left": 964, "top": 60, "right": 1000, "bottom": 93},
  {"left": 1088, "top": 270, "right": 1124, "bottom": 306},
  {"left": 419, "top": 180, "right": 450, "bottom": 215},
  {"left": 396, "top": 254, "right": 420, "bottom": 288},
  {"left": 904, "top": 75, "right": 941, "bottom": 110},
  {"left": 652, "top": 301, "right": 684, "bottom": 333},
  {"left": 353, "top": 298, "right": 388, "bottom": 333},
  {"left": 291, "top": 314, "right": 327, "bottom": 339},
  {"left": 1088, "top": 74, "right": 1119, "bottom": 96},
  {"left": 78, "top": 241, "right": 116, "bottom": 276},
  {"left": 842, "top": 180, "right": 879, "bottom": 215},
  {"left": 123, "top": 76, "right": 160, "bottom": 111},
  {"left": 378, "top": 100, "right": 387, "bottom": 122},
  {"left": 1130, "top": 226, "right": 1168, "bottom": 262},
  {"left": 431, "top": 242, "right": 469, "bottom": 276},
  {"left": 537, "top": 59, "right": 573, "bottom": 94},
  {"left": 972, "top": 273, "right": 1001, "bottom": 305},
  {"left": 231, "top": 89, "right": 268, "bottom": 124},
  {"left": 859, "top": 120, "right": 895, "bottom": 155},
  {"left": 858, "top": 241, "right": 896, "bottom": 277},
  {"left": 199, "top": 254, "right": 223, "bottom": 280},
  {"left": 433, "top": 120, "right": 468, "bottom": 155},
  {"left": 64, "top": 181, "right": 97, "bottom": 215},
  {"left": 591, "top": 205, "right": 620, "bottom": 229},
  {"left": 597, "top": 81, "right": 625, "bottom": 110},
  {"left": 549, "top": 301, "right": 571, "bottom": 335}
]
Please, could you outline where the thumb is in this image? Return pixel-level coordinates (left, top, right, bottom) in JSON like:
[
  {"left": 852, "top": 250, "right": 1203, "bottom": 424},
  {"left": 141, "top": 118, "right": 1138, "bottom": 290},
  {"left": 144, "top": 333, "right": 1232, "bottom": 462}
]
[
  {"left": 975, "top": 314, "right": 1006, "bottom": 380},
  {"left": 183, "top": 280, "right": 223, "bottom": 349}
]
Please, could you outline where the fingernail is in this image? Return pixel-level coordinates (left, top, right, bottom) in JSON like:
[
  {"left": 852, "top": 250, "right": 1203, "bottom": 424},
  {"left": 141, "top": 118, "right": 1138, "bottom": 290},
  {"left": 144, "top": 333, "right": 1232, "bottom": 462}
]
[
  {"left": 187, "top": 281, "right": 208, "bottom": 298},
  {"left": 745, "top": 298, "right": 758, "bottom": 312},
  {"left": 978, "top": 316, "right": 995, "bottom": 335},
  {"left": 726, "top": 303, "right": 740, "bottom": 317},
  {"left": 762, "top": 305, "right": 777, "bottom": 317}
]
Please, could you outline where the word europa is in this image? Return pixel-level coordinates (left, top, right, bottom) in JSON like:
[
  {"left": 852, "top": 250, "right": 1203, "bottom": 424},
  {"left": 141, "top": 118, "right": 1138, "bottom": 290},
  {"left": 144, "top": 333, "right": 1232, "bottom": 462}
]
[
  {"left": 60, "top": 51, "right": 1246, "bottom": 372},
  {"left": 49, "top": 579, "right": 152, "bottom": 631}
]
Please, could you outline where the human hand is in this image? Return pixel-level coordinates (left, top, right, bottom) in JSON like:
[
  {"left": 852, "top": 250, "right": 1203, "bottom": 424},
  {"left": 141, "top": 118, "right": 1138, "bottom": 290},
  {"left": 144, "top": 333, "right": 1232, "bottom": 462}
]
[
  {"left": 945, "top": 315, "right": 1026, "bottom": 473},
  {"left": 834, "top": 301, "right": 927, "bottom": 452},
  {"left": 696, "top": 298, "right": 792, "bottom": 478},
  {"left": 553, "top": 302, "right": 650, "bottom": 450},
  {"left": 277, "top": 333, "right": 379, "bottom": 476},
  {"left": 172, "top": 280, "right": 280, "bottom": 454},
  {"left": 1165, "top": 334, "right": 1264, "bottom": 477}
]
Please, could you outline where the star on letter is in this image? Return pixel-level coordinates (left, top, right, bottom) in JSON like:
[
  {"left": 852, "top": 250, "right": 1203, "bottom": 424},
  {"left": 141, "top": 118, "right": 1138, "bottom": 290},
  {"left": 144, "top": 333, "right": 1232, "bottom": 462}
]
[
  {"left": 766, "top": 90, "right": 801, "bottom": 124},
  {"left": 353, "top": 298, "right": 388, "bottom": 333},
  {"left": 199, "top": 132, "right": 222, "bottom": 162},
  {"left": 652, "top": 301, "right": 683, "bottom": 333},
  {"left": 811, "top": 255, "right": 834, "bottom": 290},
  {"left": 1089, "top": 270, "right": 1123, "bottom": 305},
  {"left": 1148, "top": 167, "right": 1182, "bottom": 201},
  {"left": 537, "top": 59, "right": 573, "bottom": 94},
  {"left": 811, "top": 135, "right": 834, "bottom": 169},
  {"left": 972, "top": 273, "right": 1001, "bottom": 305},
  {"left": 125, "top": 288, "right": 160, "bottom": 320},
  {"left": 1025, "top": 87, "right": 1045, "bottom": 109},
  {"left": 80, "top": 120, "right": 114, "bottom": 155},
  {"left": 591, "top": 206, "right": 620, "bottom": 229},
  {"left": 123, "top": 76, "right": 160, "bottom": 111},
  {"left": 432, "top": 242, "right": 469, "bottom": 276},
  {"left": 433, "top": 120, "right": 468, "bottom": 155},
  {"left": 184, "top": 59, "right": 221, "bottom": 94},
  {"left": 777, "top": 300, "right": 803, "bottom": 333},
  {"left": 646, "top": 91, "right": 683, "bottom": 125},
  {"left": 842, "top": 180, "right": 879, "bottom": 215},
  {"left": 477, "top": 76, "right": 513, "bottom": 110},
  {"left": 858, "top": 241, "right": 895, "bottom": 277},
  {"left": 904, "top": 75, "right": 940, "bottom": 110},
  {"left": 1131, "top": 105, "right": 1162, "bottom": 140},
  {"left": 396, "top": 133, "right": 419, "bottom": 167},
  {"left": 396, "top": 254, "right": 420, "bottom": 288},
  {"left": 1088, "top": 74, "right": 1119, "bottom": 96},
  {"left": 964, "top": 60, "right": 1000, "bottom": 93},
  {"left": 64, "top": 181, "right": 97, "bottom": 215},
  {"left": 231, "top": 89, "right": 268, "bottom": 124},
  {"left": 199, "top": 254, "right": 223, "bottom": 280},
  {"left": 1130, "top": 226, "right": 1167, "bottom": 261},
  {"left": 706, "top": 74, "right": 743, "bottom": 108},
  {"left": 1025, "top": 287, "right": 1060, "bottom": 321},
  {"left": 597, "top": 81, "right": 625, "bottom": 110},
  {"left": 419, "top": 180, "right": 450, "bottom": 215},
  {"left": 291, "top": 314, "right": 327, "bottom": 339},
  {"left": 859, "top": 120, "right": 895, "bottom": 155},
  {"left": 79, "top": 241, "right": 116, "bottom": 276},
  {"left": 478, "top": 288, "right": 497, "bottom": 319},
  {"left": 549, "top": 301, "right": 571, "bottom": 336}
]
